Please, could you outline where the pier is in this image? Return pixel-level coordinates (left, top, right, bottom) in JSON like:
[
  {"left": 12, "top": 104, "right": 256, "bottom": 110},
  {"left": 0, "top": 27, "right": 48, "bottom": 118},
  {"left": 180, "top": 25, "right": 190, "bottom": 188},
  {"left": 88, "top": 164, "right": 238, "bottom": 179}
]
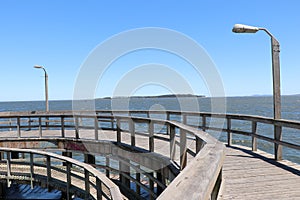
[{"left": 0, "top": 110, "right": 299, "bottom": 199}]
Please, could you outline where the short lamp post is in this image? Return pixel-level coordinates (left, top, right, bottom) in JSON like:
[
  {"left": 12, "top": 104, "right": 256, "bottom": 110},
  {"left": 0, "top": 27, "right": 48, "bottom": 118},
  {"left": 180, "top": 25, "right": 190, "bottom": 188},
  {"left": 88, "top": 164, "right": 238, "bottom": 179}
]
[
  {"left": 232, "top": 24, "right": 282, "bottom": 160},
  {"left": 34, "top": 65, "right": 49, "bottom": 112}
]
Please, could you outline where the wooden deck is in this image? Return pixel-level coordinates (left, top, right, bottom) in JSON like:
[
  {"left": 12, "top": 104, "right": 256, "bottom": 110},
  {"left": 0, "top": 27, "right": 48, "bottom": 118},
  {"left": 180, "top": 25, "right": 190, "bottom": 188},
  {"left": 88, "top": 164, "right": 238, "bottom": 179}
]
[
  {"left": 0, "top": 130, "right": 299, "bottom": 199},
  {"left": 220, "top": 145, "right": 300, "bottom": 200}
]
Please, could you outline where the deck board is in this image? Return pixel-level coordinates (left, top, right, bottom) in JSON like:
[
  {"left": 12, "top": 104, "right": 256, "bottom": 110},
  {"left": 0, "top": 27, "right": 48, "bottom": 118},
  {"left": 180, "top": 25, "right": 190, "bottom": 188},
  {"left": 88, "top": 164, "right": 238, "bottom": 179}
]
[{"left": 220, "top": 145, "right": 300, "bottom": 200}]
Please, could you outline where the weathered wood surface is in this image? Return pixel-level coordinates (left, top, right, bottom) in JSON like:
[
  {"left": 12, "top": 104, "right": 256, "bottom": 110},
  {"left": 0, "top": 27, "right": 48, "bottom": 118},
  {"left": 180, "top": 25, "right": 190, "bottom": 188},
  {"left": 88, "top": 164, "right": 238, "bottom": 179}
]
[
  {"left": 1, "top": 130, "right": 299, "bottom": 199},
  {"left": 220, "top": 145, "right": 300, "bottom": 200}
]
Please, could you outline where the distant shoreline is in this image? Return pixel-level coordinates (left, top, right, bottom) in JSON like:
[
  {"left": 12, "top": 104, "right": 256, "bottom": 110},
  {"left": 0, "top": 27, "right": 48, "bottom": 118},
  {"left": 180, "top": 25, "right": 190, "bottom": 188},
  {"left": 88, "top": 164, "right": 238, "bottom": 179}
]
[{"left": 102, "top": 94, "right": 205, "bottom": 99}]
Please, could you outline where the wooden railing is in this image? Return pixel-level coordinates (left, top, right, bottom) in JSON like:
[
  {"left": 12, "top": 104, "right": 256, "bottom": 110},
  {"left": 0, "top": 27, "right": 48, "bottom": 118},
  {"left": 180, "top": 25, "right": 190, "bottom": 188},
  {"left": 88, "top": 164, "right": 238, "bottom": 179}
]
[
  {"left": 1, "top": 109, "right": 299, "bottom": 199},
  {"left": 94, "top": 110, "right": 300, "bottom": 161},
  {"left": 0, "top": 111, "right": 226, "bottom": 200},
  {"left": 0, "top": 147, "right": 123, "bottom": 200}
]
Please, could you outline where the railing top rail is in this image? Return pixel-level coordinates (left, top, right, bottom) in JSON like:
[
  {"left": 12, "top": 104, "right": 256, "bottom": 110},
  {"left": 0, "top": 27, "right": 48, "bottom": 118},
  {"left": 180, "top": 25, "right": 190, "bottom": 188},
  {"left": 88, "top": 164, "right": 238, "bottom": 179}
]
[{"left": 0, "top": 147, "right": 123, "bottom": 199}]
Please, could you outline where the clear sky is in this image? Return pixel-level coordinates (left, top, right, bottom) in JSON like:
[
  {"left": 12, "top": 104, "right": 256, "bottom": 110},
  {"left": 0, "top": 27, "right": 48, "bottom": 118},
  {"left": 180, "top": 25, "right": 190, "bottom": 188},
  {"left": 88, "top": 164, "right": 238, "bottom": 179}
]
[{"left": 0, "top": 0, "right": 299, "bottom": 101}]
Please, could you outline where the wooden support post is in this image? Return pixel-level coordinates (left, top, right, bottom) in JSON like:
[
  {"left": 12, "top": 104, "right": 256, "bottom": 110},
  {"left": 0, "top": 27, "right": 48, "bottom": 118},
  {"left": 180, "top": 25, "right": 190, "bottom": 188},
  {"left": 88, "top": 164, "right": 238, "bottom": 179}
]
[
  {"left": 39, "top": 117, "right": 42, "bottom": 138},
  {"left": 66, "top": 162, "right": 71, "bottom": 200},
  {"left": 6, "top": 152, "right": 11, "bottom": 187},
  {"left": 62, "top": 151, "right": 72, "bottom": 162},
  {"left": 106, "top": 157, "right": 110, "bottom": 178},
  {"left": 119, "top": 160, "right": 130, "bottom": 189},
  {"left": 46, "top": 156, "right": 52, "bottom": 192},
  {"left": 30, "top": 153, "right": 34, "bottom": 189},
  {"left": 28, "top": 117, "right": 31, "bottom": 131},
  {"left": 156, "top": 169, "right": 164, "bottom": 196},
  {"left": 96, "top": 178, "right": 103, "bottom": 200},
  {"left": 149, "top": 121, "right": 154, "bottom": 152},
  {"left": 84, "top": 154, "right": 95, "bottom": 165},
  {"left": 182, "top": 114, "right": 187, "bottom": 125},
  {"left": 94, "top": 116, "right": 99, "bottom": 140},
  {"left": 135, "top": 165, "right": 141, "bottom": 196},
  {"left": 202, "top": 115, "right": 206, "bottom": 131},
  {"left": 180, "top": 129, "right": 187, "bottom": 170},
  {"left": 166, "top": 112, "right": 170, "bottom": 121},
  {"left": 227, "top": 118, "right": 232, "bottom": 146},
  {"left": 169, "top": 124, "right": 176, "bottom": 161},
  {"left": 75, "top": 116, "right": 79, "bottom": 139},
  {"left": 11, "top": 151, "right": 19, "bottom": 159},
  {"left": 84, "top": 169, "right": 90, "bottom": 199},
  {"left": 61, "top": 116, "right": 65, "bottom": 138},
  {"left": 252, "top": 121, "right": 257, "bottom": 151},
  {"left": 129, "top": 119, "right": 135, "bottom": 146},
  {"left": 274, "top": 125, "right": 282, "bottom": 160},
  {"left": 17, "top": 117, "right": 21, "bottom": 138},
  {"left": 110, "top": 112, "right": 114, "bottom": 129},
  {"left": 117, "top": 119, "right": 121, "bottom": 143},
  {"left": 149, "top": 172, "right": 154, "bottom": 200}
]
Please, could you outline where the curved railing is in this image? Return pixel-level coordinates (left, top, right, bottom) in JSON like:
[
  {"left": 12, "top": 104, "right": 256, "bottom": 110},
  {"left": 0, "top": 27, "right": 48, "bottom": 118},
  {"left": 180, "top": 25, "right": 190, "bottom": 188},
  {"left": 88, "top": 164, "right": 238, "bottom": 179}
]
[
  {"left": 0, "top": 110, "right": 299, "bottom": 199},
  {"left": 4, "top": 109, "right": 299, "bottom": 160},
  {"left": 0, "top": 147, "right": 122, "bottom": 200},
  {"left": 0, "top": 111, "right": 226, "bottom": 200}
]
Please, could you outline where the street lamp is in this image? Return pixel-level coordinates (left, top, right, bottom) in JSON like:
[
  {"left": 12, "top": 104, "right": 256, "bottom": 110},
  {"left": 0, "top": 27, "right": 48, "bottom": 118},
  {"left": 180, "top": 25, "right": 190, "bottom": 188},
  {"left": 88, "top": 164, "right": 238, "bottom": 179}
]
[
  {"left": 34, "top": 65, "right": 49, "bottom": 112},
  {"left": 232, "top": 23, "right": 282, "bottom": 160}
]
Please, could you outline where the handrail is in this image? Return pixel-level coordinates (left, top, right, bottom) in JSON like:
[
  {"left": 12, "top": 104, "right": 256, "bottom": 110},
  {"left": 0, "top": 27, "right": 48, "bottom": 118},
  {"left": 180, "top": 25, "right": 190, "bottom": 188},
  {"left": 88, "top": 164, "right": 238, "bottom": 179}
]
[
  {"left": 0, "top": 111, "right": 226, "bottom": 200},
  {"left": 1, "top": 110, "right": 299, "bottom": 160},
  {"left": 0, "top": 147, "right": 123, "bottom": 200},
  {"left": 2, "top": 110, "right": 299, "bottom": 198}
]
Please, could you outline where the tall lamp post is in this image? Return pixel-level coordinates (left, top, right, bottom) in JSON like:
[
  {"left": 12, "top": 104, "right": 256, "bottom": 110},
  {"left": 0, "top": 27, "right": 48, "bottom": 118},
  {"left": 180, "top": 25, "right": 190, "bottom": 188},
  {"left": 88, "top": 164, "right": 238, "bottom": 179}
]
[
  {"left": 232, "top": 24, "right": 282, "bottom": 160},
  {"left": 34, "top": 65, "right": 49, "bottom": 112}
]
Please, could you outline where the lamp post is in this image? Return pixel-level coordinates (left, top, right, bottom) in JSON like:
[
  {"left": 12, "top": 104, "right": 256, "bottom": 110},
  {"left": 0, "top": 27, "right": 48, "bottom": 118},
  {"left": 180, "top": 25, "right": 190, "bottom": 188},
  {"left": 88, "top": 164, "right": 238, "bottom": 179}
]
[
  {"left": 34, "top": 65, "right": 49, "bottom": 112},
  {"left": 232, "top": 24, "right": 282, "bottom": 160}
]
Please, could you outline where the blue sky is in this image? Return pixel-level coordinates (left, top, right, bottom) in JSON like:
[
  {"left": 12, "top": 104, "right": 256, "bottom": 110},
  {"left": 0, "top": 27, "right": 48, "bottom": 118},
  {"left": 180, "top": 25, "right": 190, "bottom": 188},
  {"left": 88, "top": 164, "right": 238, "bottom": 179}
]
[{"left": 0, "top": 0, "right": 299, "bottom": 101}]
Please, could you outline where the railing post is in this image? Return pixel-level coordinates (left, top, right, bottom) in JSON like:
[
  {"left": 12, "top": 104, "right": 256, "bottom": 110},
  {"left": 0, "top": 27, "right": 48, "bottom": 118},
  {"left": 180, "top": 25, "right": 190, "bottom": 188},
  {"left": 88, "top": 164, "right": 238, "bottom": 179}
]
[
  {"left": 9, "top": 118, "right": 12, "bottom": 131},
  {"left": 119, "top": 159, "right": 130, "bottom": 190},
  {"left": 169, "top": 124, "right": 176, "bottom": 160},
  {"left": 28, "top": 117, "right": 31, "bottom": 131},
  {"left": 84, "top": 154, "right": 95, "bottom": 165},
  {"left": 61, "top": 116, "right": 65, "bottom": 138},
  {"left": 110, "top": 111, "right": 114, "bottom": 129},
  {"left": 30, "top": 153, "right": 34, "bottom": 189},
  {"left": 202, "top": 115, "right": 206, "bottom": 131},
  {"left": 274, "top": 124, "right": 282, "bottom": 160},
  {"left": 182, "top": 114, "right": 187, "bottom": 125},
  {"left": 149, "top": 172, "right": 154, "bottom": 200},
  {"left": 227, "top": 118, "right": 232, "bottom": 146},
  {"left": 6, "top": 152, "right": 11, "bottom": 187},
  {"left": 106, "top": 157, "right": 110, "bottom": 178},
  {"left": 38, "top": 117, "right": 42, "bottom": 138},
  {"left": 129, "top": 119, "right": 135, "bottom": 146},
  {"left": 136, "top": 165, "right": 141, "bottom": 196},
  {"left": 46, "top": 155, "right": 51, "bottom": 191},
  {"left": 84, "top": 169, "right": 90, "bottom": 199},
  {"left": 17, "top": 117, "right": 21, "bottom": 138},
  {"left": 96, "top": 178, "right": 103, "bottom": 200},
  {"left": 117, "top": 118, "right": 121, "bottom": 143},
  {"left": 252, "top": 121, "right": 257, "bottom": 151},
  {"left": 166, "top": 112, "right": 170, "bottom": 121},
  {"left": 66, "top": 162, "right": 71, "bottom": 200},
  {"left": 94, "top": 116, "right": 98, "bottom": 140},
  {"left": 149, "top": 120, "right": 154, "bottom": 152},
  {"left": 156, "top": 168, "right": 165, "bottom": 196},
  {"left": 180, "top": 129, "right": 187, "bottom": 170},
  {"left": 75, "top": 116, "right": 79, "bottom": 139}
]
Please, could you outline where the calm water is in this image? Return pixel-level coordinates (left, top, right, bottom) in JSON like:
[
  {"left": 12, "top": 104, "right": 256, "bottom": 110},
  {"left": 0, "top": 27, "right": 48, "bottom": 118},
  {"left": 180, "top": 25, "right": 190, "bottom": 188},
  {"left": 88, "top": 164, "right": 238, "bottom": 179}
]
[{"left": 0, "top": 95, "right": 299, "bottom": 163}]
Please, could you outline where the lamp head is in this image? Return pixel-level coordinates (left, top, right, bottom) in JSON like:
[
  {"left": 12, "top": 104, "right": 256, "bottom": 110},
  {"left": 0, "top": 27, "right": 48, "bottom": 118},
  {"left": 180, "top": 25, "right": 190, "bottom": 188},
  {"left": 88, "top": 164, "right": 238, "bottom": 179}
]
[
  {"left": 232, "top": 24, "right": 259, "bottom": 33},
  {"left": 34, "top": 65, "right": 43, "bottom": 69}
]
